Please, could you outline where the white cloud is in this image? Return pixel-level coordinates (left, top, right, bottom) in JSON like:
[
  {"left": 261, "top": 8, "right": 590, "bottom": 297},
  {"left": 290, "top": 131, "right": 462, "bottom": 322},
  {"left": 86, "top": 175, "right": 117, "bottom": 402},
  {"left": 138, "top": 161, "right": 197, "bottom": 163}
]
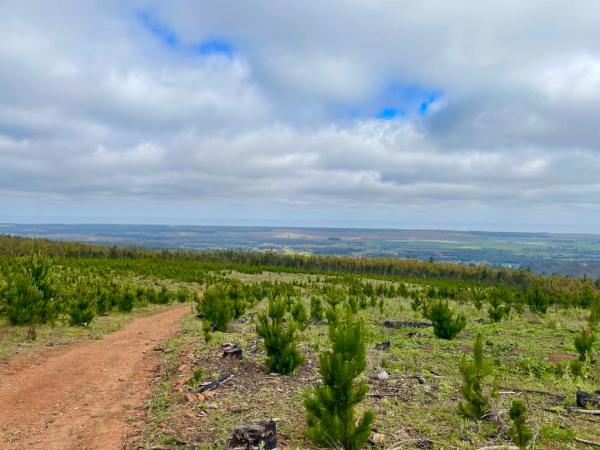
[{"left": 1, "top": 0, "right": 600, "bottom": 230}]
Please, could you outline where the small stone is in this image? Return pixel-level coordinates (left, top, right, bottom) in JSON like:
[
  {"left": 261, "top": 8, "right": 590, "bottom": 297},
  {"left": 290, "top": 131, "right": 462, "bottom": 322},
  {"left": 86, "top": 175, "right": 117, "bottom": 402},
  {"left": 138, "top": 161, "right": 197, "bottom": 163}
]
[
  {"left": 370, "top": 432, "right": 386, "bottom": 445},
  {"left": 375, "top": 371, "right": 390, "bottom": 381}
]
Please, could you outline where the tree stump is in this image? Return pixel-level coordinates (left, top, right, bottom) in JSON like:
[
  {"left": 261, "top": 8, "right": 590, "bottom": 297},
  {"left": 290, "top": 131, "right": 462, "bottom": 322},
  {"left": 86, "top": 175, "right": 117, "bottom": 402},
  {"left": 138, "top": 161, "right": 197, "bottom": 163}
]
[
  {"left": 229, "top": 419, "right": 278, "bottom": 450},
  {"left": 222, "top": 343, "right": 244, "bottom": 360}
]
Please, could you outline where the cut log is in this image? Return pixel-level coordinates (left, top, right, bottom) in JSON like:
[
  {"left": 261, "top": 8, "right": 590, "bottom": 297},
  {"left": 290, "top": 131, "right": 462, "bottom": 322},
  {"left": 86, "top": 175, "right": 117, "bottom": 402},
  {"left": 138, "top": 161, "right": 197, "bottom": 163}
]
[
  {"left": 577, "top": 390, "right": 600, "bottom": 409},
  {"left": 384, "top": 320, "right": 432, "bottom": 329},
  {"left": 229, "top": 419, "right": 278, "bottom": 450}
]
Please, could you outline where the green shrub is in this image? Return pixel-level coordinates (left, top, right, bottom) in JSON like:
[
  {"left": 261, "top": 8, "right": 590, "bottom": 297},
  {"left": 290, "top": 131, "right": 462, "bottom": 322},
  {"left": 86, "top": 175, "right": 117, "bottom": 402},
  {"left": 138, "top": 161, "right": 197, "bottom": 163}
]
[
  {"left": 310, "top": 296, "right": 323, "bottom": 321},
  {"left": 256, "top": 296, "right": 303, "bottom": 374},
  {"left": 574, "top": 327, "right": 595, "bottom": 362},
  {"left": 187, "top": 368, "right": 204, "bottom": 388},
  {"left": 4, "top": 256, "right": 58, "bottom": 338},
  {"left": 68, "top": 287, "right": 96, "bottom": 326},
  {"left": 198, "top": 285, "right": 234, "bottom": 332},
  {"left": 291, "top": 299, "right": 309, "bottom": 330},
  {"left": 424, "top": 300, "right": 466, "bottom": 340},
  {"left": 304, "top": 310, "right": 374, "bottom": 449},
  {"left": 347, "top": 295, "right": 359, "bottom": 313},
  {"left": 509, "top": 399, "right": 532, "bottom": 450},
  {"left": 589, "top": 296, "right": 600, "bottom": 326},
  {"left": 459, "top": 334, "right": 493, "bottom": 420},
  {"left": 488, "top": 300, "right": 509, "bottom": 323},
  {"left": 117, "top": 288, "right": 135, "bottom": 313},
  {"left": 569, "top": 359, "right": 584, "bottom": 378},
  {"left": 527, "top": 285, "right": 549, "bottom": 315},
  {"left": 487, "top": 294, "right": 509, "bottom": 322},
  {"left": 157, "top": 286, "right": 171, "bottom": 304},
  {"left": 228, "top": 283, "right": 247, "bottom": 319}
]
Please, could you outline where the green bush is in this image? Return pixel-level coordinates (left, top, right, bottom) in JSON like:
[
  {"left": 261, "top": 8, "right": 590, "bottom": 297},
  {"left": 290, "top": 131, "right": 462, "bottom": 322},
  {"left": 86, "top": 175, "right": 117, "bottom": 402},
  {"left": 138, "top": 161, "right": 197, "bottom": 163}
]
[
  {"left": 256, "top": 295, "right": 303, "bottom": 374},
  {"left": 424, "top": 300, "right": 466, "bottom": 340},
  {"left": 4, "top": 256, "right": 58, "bottom": 337},
  {"left": 291, "top": 299, "right": 309, "bottom": 330},
  {"left": 527, "top": 285, "right": 549, "bottom": 315},
  {"left": 304, "top": 310, "right": 374, "bottom": 449},
  {"left": 68, "top": 287, "right": 96, "bottom": 326},
  {"left": 197, "top": 285, "right": 234, "bottom": 332},
  {"left": 459, "top": 334, "right": 493, "bottom": 420},
  {"left": 310, "top": 296, "right": 323, "bottom": 321},
  {"left": 574, "top": 327, "right": 595, "bottom": 362},
  {"left": 589, "top": 296, "right": 600, "bottom": 326},
  {"left": 509, "top": 399, "right": 532, "bottom": 450},
  {"left": 116, "top": 288, "right": 135, "bottom": 313}
]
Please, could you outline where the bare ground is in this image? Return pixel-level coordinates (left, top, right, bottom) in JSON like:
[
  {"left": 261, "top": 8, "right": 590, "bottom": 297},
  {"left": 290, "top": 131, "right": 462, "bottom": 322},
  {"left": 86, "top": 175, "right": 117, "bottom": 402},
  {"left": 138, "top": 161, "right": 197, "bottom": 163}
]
[{"left": 0, "top": 303, "right": 191, "bottom": 450}]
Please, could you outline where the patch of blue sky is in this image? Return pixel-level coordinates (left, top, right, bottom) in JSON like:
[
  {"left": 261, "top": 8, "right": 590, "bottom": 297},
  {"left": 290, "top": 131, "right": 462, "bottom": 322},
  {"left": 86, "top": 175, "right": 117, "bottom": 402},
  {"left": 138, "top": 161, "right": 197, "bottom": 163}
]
[
  {"left": 373, "top": 83, "right": 443, "bottom": 120},
  {"left": 376, "top": 107, "right": 406, "bottom": 120},
  {"left": 136, "top": 10, "right": 234, "bottom": 58},
  {"left": 194, "top": 39, "right": 235, "bottom": 58}
]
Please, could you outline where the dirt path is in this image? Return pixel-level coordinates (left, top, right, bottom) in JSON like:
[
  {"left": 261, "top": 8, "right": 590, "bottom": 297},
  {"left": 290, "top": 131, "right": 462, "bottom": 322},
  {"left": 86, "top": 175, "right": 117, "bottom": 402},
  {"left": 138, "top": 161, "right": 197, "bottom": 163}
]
[{"left": 0, "top": 304, "right": 191, "bottom": 450}]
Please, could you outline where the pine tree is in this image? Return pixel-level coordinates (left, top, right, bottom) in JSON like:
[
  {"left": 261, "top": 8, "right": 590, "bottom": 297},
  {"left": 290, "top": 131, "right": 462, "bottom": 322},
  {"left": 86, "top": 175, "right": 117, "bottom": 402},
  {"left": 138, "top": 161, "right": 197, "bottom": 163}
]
[
  {"left": 487, "top": 296, "right": 509, "bottom": 322},
  {"left": 589, "top": 296, "right": 600, "bottom": 326},
  {"left": 459, "top": 334, "right": 493, "bottom": 419},
  {"left": 291, "top": 299, "right": 309, "bottom": 330},
  {"left": 5, "top": 255, "right": 58, "bottom": 339},
  {"left": 304, "top": 309, "right": 374, "bottom": 449},
  {"left": 424, "top": 299, "right": 466, "bottom": 340},
  {"left": 256, "top": 295, "right": 303, "bottom": 374},
  {"left": 527, "top": 284, "right": 548, "bottom": 315},
  {"left": 509, "top": 399, "right": 532, "bottom": 450},
  {"left": 198, "top": 285, "right": 234, "bottom": 332},
  {"left": 310, "top": 296, "right": 324, "bottom": 322},
  {"left": 574, "top": 327, "right": 596, "bottom": 362}
]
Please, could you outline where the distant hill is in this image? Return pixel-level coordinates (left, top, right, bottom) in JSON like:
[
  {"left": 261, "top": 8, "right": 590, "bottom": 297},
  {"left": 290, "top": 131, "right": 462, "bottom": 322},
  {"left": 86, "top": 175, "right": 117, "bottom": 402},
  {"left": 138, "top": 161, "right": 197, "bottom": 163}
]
[{"left": 2, "top": 223, "right": 600, "bottom": 278}]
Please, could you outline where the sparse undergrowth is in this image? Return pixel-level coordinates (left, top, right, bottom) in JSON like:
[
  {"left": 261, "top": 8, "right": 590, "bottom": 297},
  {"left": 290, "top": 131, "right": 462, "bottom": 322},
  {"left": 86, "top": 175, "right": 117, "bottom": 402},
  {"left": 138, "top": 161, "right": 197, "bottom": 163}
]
[{"left": 130, "top": 270, "right": 600, "bottom": 450}]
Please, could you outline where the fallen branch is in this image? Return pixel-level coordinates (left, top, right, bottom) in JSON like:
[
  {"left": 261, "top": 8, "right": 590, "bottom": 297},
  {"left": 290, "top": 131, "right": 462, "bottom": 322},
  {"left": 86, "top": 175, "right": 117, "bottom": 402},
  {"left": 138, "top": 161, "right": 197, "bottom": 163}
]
[
  {"left": 367, "top": 392, "right": 403, "bottom": 398},
  {"left": 575, "top": 437, "right": 600, "bottom": 448},
  {"left": 573, "top": 409, "right": 600, "bottom": 416},
  {"left": 499, "top": 386, "right": 565, "bottom": 399},
  {"left": 476, "top": 446, "right": 519, "bottom": 450},
  {"left": 194, "top": 372, "right": 232, "bottom": 393}
]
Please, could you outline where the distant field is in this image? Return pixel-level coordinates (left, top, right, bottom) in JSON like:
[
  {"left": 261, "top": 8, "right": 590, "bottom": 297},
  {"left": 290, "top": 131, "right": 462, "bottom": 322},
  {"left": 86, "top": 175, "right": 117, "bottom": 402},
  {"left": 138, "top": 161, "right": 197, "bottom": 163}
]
[{"left": 3, "top": 224, "right": 600, "bottom": 277}]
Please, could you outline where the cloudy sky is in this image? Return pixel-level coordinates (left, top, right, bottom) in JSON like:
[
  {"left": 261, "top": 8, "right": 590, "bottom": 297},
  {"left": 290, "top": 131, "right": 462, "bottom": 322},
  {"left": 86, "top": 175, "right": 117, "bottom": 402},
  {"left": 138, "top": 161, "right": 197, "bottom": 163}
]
[{"left": 1, "top": 1, "right": 600, "bottom": 232}]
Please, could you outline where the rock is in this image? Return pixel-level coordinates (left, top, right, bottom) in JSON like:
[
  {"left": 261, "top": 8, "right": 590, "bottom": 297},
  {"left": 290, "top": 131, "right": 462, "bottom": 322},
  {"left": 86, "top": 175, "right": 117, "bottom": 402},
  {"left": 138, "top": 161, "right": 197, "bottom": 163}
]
[
  {"left": 577, "top": 390, "right": 600, "bottom": 409},
  {"left": 375, "top": 341, "right": 391, "bottom": 350},
  {"left": 229, "top": 418, "right": 278, "bottom": 450},
  {"left": 370, "top": 432, "right": 386, "bottom": 445},
  {"left": 375, "top": 370, "right": 390, "bottom": 381},
  {"left": 415, "top": 375, "right": 426, "bottom": 384},
  {"left": 416, "top": 439, "right": 433, "bottom": 449},
  {"left": 222, "top": 343, "right": 244, "bottom": 360}
]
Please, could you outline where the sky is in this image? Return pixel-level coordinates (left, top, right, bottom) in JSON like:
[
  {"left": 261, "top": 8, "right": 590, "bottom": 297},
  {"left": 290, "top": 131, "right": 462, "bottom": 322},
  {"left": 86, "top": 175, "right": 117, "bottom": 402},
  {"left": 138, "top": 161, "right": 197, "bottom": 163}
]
[{"left": 1, "top": 1, "right": 600, "bottom": 232}]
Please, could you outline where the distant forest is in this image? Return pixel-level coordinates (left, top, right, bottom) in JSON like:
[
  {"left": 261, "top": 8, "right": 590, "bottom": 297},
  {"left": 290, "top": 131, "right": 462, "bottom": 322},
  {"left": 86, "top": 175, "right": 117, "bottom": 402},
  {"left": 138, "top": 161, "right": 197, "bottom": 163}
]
[{"left": 1, "top": 235, "right": 597, "bottom": 296}]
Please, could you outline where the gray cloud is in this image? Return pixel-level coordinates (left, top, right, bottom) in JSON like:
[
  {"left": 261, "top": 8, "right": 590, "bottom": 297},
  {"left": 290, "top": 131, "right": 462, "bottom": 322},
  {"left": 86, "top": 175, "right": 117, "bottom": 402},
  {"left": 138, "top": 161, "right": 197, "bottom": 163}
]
[{"left": 1, "top": 0, "right": 600, "bottom": 231}]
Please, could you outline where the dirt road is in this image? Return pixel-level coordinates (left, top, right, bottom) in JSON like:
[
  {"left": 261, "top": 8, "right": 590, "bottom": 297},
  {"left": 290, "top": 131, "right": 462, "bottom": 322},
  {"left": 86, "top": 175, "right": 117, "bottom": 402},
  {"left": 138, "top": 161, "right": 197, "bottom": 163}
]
[{"left": 0, "top": 304, "right": 191, "bottom": 450}]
